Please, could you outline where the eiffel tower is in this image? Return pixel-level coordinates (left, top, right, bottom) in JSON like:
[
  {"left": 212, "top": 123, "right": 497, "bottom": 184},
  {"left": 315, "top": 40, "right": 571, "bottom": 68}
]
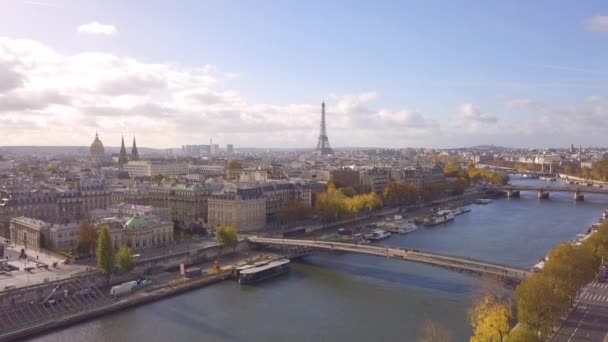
[{"left": 315, "top": 101, "right": 333, "bottom": 155}]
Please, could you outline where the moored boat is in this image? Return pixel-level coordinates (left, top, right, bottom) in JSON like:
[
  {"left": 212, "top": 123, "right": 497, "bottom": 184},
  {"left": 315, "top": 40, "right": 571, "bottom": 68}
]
[
  {"left": 365, "top": 229, "right": 392, "bottom": 241},
  {"left": 238, "top": 259, "right": 291, "bottom": 284},
  {"left": 424, "top": 210, "right": 455, "bottom": 226},
  {"left": 474, "top": 198, "right": 493, "bottom": 205},
  {"left": 453, "top": 206, "right": 471, "bottom": 216}
]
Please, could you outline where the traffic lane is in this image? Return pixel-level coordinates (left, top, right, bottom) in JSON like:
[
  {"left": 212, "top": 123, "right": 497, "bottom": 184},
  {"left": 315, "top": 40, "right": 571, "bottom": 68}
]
[{"left": 552, "top": 303, "right": 608, "bottom": 342}]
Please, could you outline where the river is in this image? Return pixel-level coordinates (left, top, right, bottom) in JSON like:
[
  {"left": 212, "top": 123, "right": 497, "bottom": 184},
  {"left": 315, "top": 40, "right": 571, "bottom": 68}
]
[{"left": 29, "top": 178, "right": 608, "bottom": 342}]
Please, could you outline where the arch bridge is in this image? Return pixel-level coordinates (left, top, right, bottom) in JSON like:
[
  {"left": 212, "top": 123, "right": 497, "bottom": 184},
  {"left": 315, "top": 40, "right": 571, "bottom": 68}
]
[
  {"left": 247, "top": 236, "right": 530, "bottom": 286},
  {"left": 492, "top": 185, "right": 608, "bottom": 201}
]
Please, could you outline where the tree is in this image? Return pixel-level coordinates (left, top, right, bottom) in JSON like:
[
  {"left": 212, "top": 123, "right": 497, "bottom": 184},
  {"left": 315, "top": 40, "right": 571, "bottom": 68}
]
[
  {"left": 515, "top": 272, "right": 568, "bottom": 339},
  {"left": 77, "top": 222, "right": 97, "bottom": 255},
  {"left": 337, "top": 186, "right": 356, "bottom": 197},
  {"left": 277, "top": 200, "right": 313, "bottom": 224},
  {"left": 227, "top": 160, "right": 242, "bottom": 170},
  {"left": 96, "top": 227, "right": 115, "bottom": 280},
  {"left": 116, "top": 245, "right": 134, "bottom": 273},
  {"left": 418, "top": 320, "right": 452, "bottom": 342},
  {"left": 151, "top": 174, "right": 164, "bottom": 183},
  {"left": 469, "top": 294, "right": 511, "bottom": 342},
  {"left": 383, "top": 181, "right": 418, "bottom": 206},
  {"left": 443, "top": 160, "right": 463, "bottom": 177},
  {"left": 216, "top": 225, "right": 238, "bottom": 254},
  {"left": 544, "top": 243, "right": 597, "bottom": 304}
]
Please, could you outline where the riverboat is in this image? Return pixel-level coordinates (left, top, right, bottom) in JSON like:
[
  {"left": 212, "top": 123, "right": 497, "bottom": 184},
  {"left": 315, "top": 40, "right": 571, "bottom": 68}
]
[
  {"left": 238, "top": 259, "right": 291, "bottom": 284},
  {"left": 398, "top": 221, "right": 418, "bottom": 234},
  {"left": 424, "top": 210, "right": 455, "bottom": 227},
  {"left": 474, "top": 198, "right": 493, "bottom": 205},
  {"left": 453, "top": 206, "right": 471, "bottom": 216},
  {"left": 365, "top": 229, "right": 392, "bottom": 241}
]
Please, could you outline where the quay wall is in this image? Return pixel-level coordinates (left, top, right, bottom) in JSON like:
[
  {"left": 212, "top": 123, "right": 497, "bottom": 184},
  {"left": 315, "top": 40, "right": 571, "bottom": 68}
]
[{"left": 0, "top": 271, "right": 232, "bottom": 342}]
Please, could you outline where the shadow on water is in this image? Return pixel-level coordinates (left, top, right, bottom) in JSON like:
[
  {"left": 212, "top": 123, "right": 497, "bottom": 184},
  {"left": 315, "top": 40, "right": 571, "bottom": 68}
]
[
  {"left": 145, "top": 299, "right": 241, "bottom": 341},
  {"left": 294, "top": 256, "right": 476, "bottom": 296}
]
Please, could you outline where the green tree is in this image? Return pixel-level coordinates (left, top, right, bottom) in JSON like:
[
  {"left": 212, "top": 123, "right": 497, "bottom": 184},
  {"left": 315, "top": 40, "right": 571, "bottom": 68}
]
[
  {"left": 96, "top": 227, "right": 115, "bottom": 280},
  {"left": 116, "top": 245, "right": 134, "bottom": 273},
  {"left": 216, "top": 225, "right": 238, "bottom": 254},
  {"left": 418, "top": 320, "right": 452, "bottom": 342}
]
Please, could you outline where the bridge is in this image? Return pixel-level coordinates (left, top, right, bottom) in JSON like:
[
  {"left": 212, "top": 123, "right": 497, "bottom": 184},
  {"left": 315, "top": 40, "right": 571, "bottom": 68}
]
[
  {"left": 247, "top": 236, "right": 531, "bottom": 285},
  {"left": 492, "top": 185, "right": 608, "bottom": 201}
]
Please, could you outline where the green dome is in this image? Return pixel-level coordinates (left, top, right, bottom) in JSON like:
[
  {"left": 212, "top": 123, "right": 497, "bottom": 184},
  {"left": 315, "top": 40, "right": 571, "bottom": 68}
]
[{"left": 125, "top": 215, "right": 148, "bottom": 229}]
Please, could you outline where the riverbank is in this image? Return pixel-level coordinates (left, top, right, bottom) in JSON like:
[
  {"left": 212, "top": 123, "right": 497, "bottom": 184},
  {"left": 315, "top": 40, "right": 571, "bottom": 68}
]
[{"left": 0, "top": 269, "right": 233, "bottom": 342}]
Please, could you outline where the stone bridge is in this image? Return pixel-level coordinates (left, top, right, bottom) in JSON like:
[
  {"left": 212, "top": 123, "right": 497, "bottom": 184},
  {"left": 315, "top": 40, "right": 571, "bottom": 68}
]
[{"left": 247, "top": 236, "right": 531, "bottom": 285}]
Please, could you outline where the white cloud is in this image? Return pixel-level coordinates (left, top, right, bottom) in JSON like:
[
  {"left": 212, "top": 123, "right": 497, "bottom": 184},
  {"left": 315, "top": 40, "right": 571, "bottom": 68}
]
[
  {"left": 456, "top": 103, "right": 497, "bottom": 123},
  {"left": 585, "top": 15, "right": 608, "bottom": 32},
  {"left": 77, "top": 22, "right": 117, "bottom": 35}
]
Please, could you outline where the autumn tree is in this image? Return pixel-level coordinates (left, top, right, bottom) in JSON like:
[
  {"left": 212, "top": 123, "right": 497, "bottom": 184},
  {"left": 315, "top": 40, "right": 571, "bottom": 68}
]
[
  {"left": 418, "top": 320, "right": 452, "bottom": 342},
  {"left": 150, "top": 174, "right": 164, "bottom": 183},
  {"left": 77, "top": 222, "right": 97, "bottom": 255},
  {"left": 216, "top": 225, "right": 238, "bottom": 254},
  {"left": 383, "top": 181, "right": 418, "bottom": 206},
  {"left": 515, "top": 272, "right": 569, "bottom": 339},
  {"left": 116, "top": 245, "right": 134, "bottom": 273},
  {"left": 277, "top": 200, "right": 313, "bottom": 224},
  {"left": 443, "top": 160, "right": 463, "bottom": 177},
  {"left": 337, "top": 186, "right": 356, "bottom": 198},
  {"left": 544, "top": 243, "right": 597, "bottom": 304},
  {"left": 227, "top": 160, "right": 242, "bottom": 170},
  {"left": 96, "top": 227, "right": 115, "bottom": 281},
  {"left": 469, "top": 294, "right": 511, "bottom": 342},
  {"left": 315, "top": 182, "right": 349, "bottom": 221}
]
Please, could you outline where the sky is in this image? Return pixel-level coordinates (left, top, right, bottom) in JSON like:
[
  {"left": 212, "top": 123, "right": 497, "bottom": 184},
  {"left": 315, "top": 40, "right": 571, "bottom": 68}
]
[{"left": 0, "top": 0, "right": 607, "bottom": 149}]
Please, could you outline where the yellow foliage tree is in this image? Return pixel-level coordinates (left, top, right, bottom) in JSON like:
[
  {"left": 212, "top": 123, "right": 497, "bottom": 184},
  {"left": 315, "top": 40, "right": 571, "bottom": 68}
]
[{"left": 469, "top": 294, "right": 511, "bottom": 342}]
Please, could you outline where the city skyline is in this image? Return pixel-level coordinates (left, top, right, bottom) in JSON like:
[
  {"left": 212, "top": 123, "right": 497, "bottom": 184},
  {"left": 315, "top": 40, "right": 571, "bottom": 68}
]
[{"left": 1, "top": 1, "right": 608, "bottom": 148}]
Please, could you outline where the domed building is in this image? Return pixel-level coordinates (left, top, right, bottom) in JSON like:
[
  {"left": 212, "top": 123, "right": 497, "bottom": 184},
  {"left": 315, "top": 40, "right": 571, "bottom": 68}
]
[{"left": 90, "top": 132, "right": 105, "bottom": 166}]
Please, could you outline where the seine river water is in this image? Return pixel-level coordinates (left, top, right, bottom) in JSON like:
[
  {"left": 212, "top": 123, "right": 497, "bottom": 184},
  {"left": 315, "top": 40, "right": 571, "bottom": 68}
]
[{"left": 30, "top": 178, "right": 608, "bottom": 342}]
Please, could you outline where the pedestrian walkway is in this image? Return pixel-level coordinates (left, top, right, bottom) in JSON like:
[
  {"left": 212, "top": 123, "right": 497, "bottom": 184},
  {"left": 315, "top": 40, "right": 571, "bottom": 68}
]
[{"left": 580, "top": 292, "right": 608, "bottom": 302}]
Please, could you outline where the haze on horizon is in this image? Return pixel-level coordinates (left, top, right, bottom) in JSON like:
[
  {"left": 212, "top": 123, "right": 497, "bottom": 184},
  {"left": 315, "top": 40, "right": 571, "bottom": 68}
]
[{"left": 0, "top": 1, "right": 607, "bottom": 149}]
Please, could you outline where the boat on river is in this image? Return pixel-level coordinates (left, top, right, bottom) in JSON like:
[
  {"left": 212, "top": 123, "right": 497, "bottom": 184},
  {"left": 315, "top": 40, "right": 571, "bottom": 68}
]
[
  {"left": 424, "top": 210, "right": 455, "bottom": 226},
  {"left": 238, "top": 259, "right": 291, "bottom": 284},
  {"left": 474, "top": 198, "right": 493, "bottom": 205},
  {"left": 453, "top": 206, "right": 471, "bottom": 216},
  {"left": 365, "top": 229, "right": 392, "bottom": 241}
]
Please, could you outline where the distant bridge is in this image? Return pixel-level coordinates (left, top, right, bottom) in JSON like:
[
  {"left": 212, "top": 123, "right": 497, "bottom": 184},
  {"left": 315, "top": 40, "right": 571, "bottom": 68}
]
[
  {"left": 492, "top": 185, "right": 608, "bottom": 200},
  {"left": 247, "top": 237, "right": 531, "bottom": 285}
]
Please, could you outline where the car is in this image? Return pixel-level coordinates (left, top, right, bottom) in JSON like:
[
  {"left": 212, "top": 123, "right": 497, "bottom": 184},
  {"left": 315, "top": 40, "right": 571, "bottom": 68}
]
[
  {"left": 43, "top": 299, "right": 58, "bottom": 307},
  {"left": 75, "top": 288, "right": 96, "bottom": 298}
]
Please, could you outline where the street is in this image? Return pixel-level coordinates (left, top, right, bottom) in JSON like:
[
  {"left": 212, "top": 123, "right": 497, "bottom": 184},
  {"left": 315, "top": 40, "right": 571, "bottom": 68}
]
[{"left": 552, "top": 282, "right": 608, "bottom": 342}]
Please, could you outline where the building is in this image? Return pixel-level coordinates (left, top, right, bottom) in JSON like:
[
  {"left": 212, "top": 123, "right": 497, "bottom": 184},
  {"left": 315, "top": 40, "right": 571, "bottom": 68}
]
[
  {"left": 112, "top": 183, "right": 212, "bottom": 227},
  {"left": 9, "top": 217, "right": 47, "bottom": 252},
  {"left": 47, "top": 222, "right": 81, "bottom": 251},
  {"left": 118, "top": 136, "right": 129, "bottom": 167},
  {"left": 187, "top": 164, "right": 225, "bottom": 177},
  {"left": 123, "top": 160, "right": 188, "bottom": 178},
  {"left": 78, "top": 179, "right": 111, "bottom": 214},
  {"left": 360, "top": 168, "right": 391, "bottom": 193},
  {"left": 106, "top": 203, "right": 171, "bottom": 222},
  {"left": 90, "top": 132, "right": 105, "bottom": 166},
  {"left": 391, "top": 164, "right": 446, "bottom": 189},
  {"left": 1, "top": 192, "right": 59, "bottom": 237},
  {"left": 131, "top": 137, "right": 140, "bottom": 161},
  {"left": 107, "top": 215, "right": 173, "bottom": 251},
  {"left": 207, "top": 188, "right": 266, "bottom": 232},
  {"left": 226, "top": 144, "right": 234, "bottom": 154}
]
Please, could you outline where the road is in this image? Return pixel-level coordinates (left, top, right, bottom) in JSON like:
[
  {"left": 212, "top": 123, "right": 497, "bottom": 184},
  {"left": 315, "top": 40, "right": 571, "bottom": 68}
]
[{"left": 552, "top": 282, "right": 608, "bottom": 342}]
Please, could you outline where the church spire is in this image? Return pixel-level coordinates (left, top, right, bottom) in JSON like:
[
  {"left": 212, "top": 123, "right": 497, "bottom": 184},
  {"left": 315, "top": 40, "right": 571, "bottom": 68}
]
[
  {"left": 118, "top": 135, "right": 128, "bottom": 166},
  {"left": 131, "top": 137, "right": 139, "bottom": 161}
]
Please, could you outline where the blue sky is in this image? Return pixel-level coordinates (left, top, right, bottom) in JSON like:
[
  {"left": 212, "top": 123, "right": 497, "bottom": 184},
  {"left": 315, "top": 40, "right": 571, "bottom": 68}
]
[{"left": 0, "top": 1, "right": 607, "bottom": 148}]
